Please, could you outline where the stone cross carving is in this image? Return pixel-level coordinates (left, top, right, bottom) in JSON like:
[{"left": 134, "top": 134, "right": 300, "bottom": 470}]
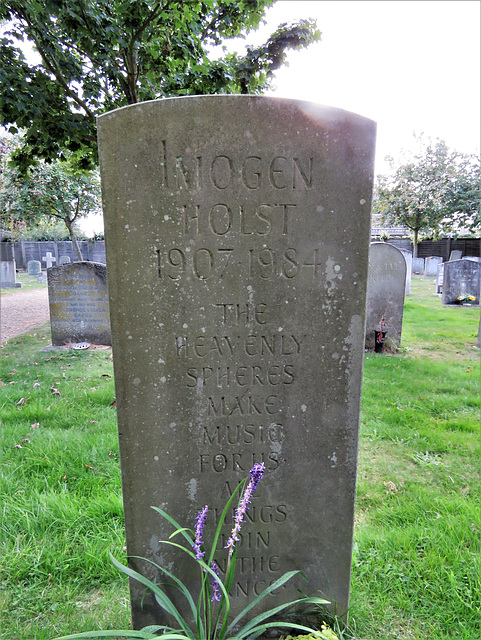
[{"left": 42, "top": 252, "right": 57, "bottom": 269}]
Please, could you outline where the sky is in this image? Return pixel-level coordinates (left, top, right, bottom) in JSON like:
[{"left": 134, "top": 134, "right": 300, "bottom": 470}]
[
  {"left": 41, "top": 0, "right": 478, "bottom": 236},
  {"left": 250, "top": 0, "right": 480, "bottom": 175}
]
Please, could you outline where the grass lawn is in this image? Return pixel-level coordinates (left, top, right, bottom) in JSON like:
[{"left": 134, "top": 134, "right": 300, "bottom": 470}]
[{"left": 0, "top": 275, "right": 480, "bottom": 640}]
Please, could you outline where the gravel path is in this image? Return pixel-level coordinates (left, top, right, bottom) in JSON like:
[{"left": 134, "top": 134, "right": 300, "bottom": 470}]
[{"left": 0, "top": 288, "right": 50, "bottom": 345}]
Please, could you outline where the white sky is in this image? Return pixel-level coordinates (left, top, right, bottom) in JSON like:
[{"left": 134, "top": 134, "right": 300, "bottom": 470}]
[{"left": 254, "top": 0, "right": 480, "bottom": 175}]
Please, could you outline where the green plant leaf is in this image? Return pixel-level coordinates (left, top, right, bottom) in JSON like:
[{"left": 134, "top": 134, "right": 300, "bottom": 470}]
[
  {"left": 109, "top": 554, "right": 194, "bottom": 640},
  {"left": 227, "top": 570, "right": 303, "bottom": 633},
  {"left": 151, "top": 506, "right": 195, "bottom": 546}
]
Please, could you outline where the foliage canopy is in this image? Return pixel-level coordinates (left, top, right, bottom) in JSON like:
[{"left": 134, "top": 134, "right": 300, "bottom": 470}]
[
  {"left": 373, "top": 136, "right": 481, "bottom": 256},
  {"left": 0, "top": 134, "right": 101, "bottom": 257},
  {"left": 0, "top": 0, "right": 321, "bottom": 171}
]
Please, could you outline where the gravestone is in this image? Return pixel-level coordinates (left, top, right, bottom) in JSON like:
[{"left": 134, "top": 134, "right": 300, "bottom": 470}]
[
  {"left": 449, "top": 250, "right": 462, "bottom": 261},
  {"left": 424, "top": 256, "right": 442, "bottom": 276},
  {"left": 98, "top": 96, "right": 376, "bottom": 627},
  {"left": 27, "top": 260, "right": 42, "bottom": 275},
  {"left": 58, "top": 255, "right": 71, "bottom": 265},
  {"left": 0, "top": 243, "right": 21, "bottom": 288},
  {"left": 47, "top": 262, "right": 111, "bottom": 345},
  {"left": 37, "top": 272, "right": 47, "bottom": 284},
  {"left": 0, "top": 261, "right": 21, "bottom": 288},
  {"left": 42, "top": 251, "right": 56, "bottom": 269},
  {"left": 412, "top": 257, "right": 425, "bottom": 274},
  {"left": 400, "top": 249, "right": 412, "bottom": 295},
  {"left": 436, "top": 263, "right": 444, "bottom": 294},
  {"left": 442, "top": 259, "right": 480, "bottom": 305},
  {"left": 365, "top": 242, "right": 406, "bottom": 349}
]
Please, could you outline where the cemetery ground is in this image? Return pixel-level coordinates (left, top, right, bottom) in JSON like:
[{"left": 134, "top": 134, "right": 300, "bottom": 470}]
[
  {"left": 0, "top": 276, "right": 480, "bottom": 640},
  {"left": 0, "top": 275, "right": 49, "bottom": 346}
]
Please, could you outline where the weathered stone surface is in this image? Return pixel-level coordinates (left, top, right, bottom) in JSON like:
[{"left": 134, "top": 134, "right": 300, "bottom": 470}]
[
  {"left": 1, "top": 242, "right": 20, "bottom": 287},
  {"left": 27, "top": 260, "right": 42, "bottom": 275},
  {"left": 47, "top": 262, "right": 111, "bottom": 345},
  {"left": 97, "top": 96, "right": 376, "bottom": 627},
  {"left": 436, "top": 263, "right": 444, "bottom": 294},
  {"left": 365, "top": 242, "right": 406, "bottom": 349},
  {"left": 424, "top": 256, "right": 442, "bottom": 276},
  {"left": 0, "top": 260, "right": 21, "bottom": 288},
  {"left": 400, "top": 249, "right": 412, "bottom": 295},
  {"left": 442, "top": 259, "right": 480, "bottom": 305},
  {"left": 58, "top": 255, "right": 71, "bottom": 265},
  {"left": 412, "top": 257, "right": 425, "bottom": 274},
  {"left": 449, "top": 250, "right": 462, "bottom": 261},
  {"left": 0, "top": 243, "right": 14, "bottom": 261}
]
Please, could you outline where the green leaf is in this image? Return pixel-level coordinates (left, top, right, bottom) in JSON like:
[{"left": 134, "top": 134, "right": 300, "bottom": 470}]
[{"left": 108, "top": 554, "right": 194, "bottom": 640}]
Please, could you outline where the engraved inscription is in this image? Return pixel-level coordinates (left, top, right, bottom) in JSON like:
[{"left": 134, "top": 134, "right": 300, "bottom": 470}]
[{"left": 160, "top": 141, "right": 316, "bottom": 192}]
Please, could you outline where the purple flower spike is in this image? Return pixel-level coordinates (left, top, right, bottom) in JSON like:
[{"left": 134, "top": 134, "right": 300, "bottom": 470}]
[
  {"left": 210, "top": 561, "right": 221, "bottom": 602},
  {"left": 225, "top": 463, "right": 265, "bottom": 556},
  {"left": 193, "top": 505, "right": 208, "bottom": 560}
]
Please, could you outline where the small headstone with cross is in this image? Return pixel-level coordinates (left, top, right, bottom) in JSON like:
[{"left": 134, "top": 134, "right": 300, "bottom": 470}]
[{"left": 42, "top": 252, "right": 57, "bottom": 269}]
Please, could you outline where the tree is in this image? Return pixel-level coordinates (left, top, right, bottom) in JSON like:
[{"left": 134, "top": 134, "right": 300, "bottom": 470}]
[
  {"left": 373, "top": 136, "right": 481, "bottom": 257},
  {"left": 0, "top": 137, "right": 101, "bottom": 259},
  {"left": 0, "top": 1, "right": 321, "bottom": 172}
]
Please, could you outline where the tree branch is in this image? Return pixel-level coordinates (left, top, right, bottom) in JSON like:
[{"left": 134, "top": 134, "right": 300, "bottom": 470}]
[{"left": 14, "top": 8, "right": 95, "bottom": 119}]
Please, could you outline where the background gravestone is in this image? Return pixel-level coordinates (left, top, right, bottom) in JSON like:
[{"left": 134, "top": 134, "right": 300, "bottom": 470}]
[
  {"left": 424, "top": 256, "right": 442, "bottom": 276},
  {"left": 365, "top": 242, "right": 406, "bottom": 349},
  {"left": 98, "top": 95, "right": 376, "bottom": 628},
  {"left": 400, "top": 249, "right": 412, "bottom": 295},
  {"left": 58, "top": 255, "right": 71, "bottom": 265},
  {"left": 442, "top": 259, "right": 480, "bottom": 305},
  {"left": 27, "top": 260, "right": 42, "bottom": 275},
  {"left": 449, "top": 250, "right": 462, "bottom": 261},
  {"left": 47, "top": 262, "right": 111, "bottom": 345},
  {"left": 0, "top": 243, "right": 21, "bottom": 288},
  {"left": 412, "top": 257, "right": 425, "bottom": 274},
  {"left": 0, "top": 260, "right": 21, "bottom": 288},
  {"left": 436, "top": 263, "right": 444, "bottom": 294}
]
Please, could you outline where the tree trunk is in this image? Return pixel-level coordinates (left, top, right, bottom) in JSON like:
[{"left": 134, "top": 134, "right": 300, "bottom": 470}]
[{"left": 65, "top": 218, "right": 83, "bottom": 261}]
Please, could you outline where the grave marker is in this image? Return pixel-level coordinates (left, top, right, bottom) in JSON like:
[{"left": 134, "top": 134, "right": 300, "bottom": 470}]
[
  {"left": 0, "top": 243, "right": 21, "bottom": 288},
  {"left": 42, "top": 251, "right": 56, "bottom": 269},
  {"left": 442, "top": 259, "right": 480, "bottom": 305},
  {"left": 27, "top": 260, "right": 42, "bottom": 275},
  {"left": 98, "top": 96, "right": 376, "bottom": 627},
  {"left": 412, "top": 257, "right": 425, "bottom": 274},
  {"left": 47, "top": 262, "right": 111, "bottom": 345},
  {"left": 400, "top": 249, "right": 412, "bottom": 295},
  {"left": 365, "top": 242, "right": 406, "bottom": 349},
  {"left": 449, "top": 250, "right": 462, "bottom": 261},
  {"left": 424, "top": 256, "right": 442, "bottom": 276},
  {"left": 436, "top": 263, "right": 444, "bottom": 294}
]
